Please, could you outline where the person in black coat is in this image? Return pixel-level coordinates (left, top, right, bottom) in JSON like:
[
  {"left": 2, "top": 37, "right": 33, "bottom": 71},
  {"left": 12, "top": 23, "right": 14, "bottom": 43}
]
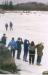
[
  {"left": 10, "top": 21, "right": 13, "bottom": 31},
  {"left": 1, "top": 34, "right": 7, "bottom": 46},
  {"left": 5, "top": 23, "right": 8, "bottom": 31},
  {"left": 29, "top": 41, "right": 35, "bottom": 64}
]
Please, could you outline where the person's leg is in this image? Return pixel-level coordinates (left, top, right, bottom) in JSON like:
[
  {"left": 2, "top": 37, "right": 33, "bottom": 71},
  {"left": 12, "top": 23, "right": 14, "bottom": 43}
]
[
  {"left": 26, "top": 51, "right": 28, "bottom": 60},
  {"left": 17, "top": 50, "right": 19, "bottom": 59},
  {"left": 24, "top": 51, "right": 28, "bottom": 62},
  {"left": 10, "top": 27, "right": 13, "bottom": 30},
  {"left": 6, "top": 27, "right": 7, "bottom": 31},
  {"left": 23, "top": 51, "right": 25, "bottom": 61},
  {"left": 11, "top": 49, "right": 12, "bottom": 55},
  {"left": 37, "top": 55, "right": 41, "bottom": 65},
  {"left": 10, "top": 26, "right": 11, "bottom": 31},
  {"left": 23, "top": 50, "right": 27, "bottom": 61},
  {"left": 18, "top": 50, "right": 21, "bottom": 59},
  {"left": 38, "top": 56, "right": 42, "bottom": 64},
  {"left": 29, "top": 54, "right": 31, "bottom": 64},
  {"left": 13, "top": 49, "right": 15, "bottom": 58},
  {"left": 17, "top": 49, "right": 21, "bottom": 59},
  {"left": 11, "top": 27, "right": 13, "bottom": 30},
  {"left": 29, "top": 51, "right": 31, "bottom": 64},
  {"left": 32, "top": 55, "right": 35, "bottom": 64}
]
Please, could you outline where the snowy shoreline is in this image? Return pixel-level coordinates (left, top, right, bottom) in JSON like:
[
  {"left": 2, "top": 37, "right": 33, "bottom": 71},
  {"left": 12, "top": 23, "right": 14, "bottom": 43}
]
[
  {"left": 4, "top": 10, "right": 48, "bottom": 14},
  {"left": 0, "top": 9, "right": 48, "bottom": 14}
]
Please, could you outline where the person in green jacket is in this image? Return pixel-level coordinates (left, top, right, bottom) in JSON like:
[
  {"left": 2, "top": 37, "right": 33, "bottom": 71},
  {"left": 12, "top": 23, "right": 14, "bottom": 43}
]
[{"left": 36, "top": 43, "right": 44, "bottom": 65}]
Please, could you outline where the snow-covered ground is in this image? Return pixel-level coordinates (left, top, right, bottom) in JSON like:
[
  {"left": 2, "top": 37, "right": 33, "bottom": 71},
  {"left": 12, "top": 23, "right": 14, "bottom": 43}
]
[
  {"left": 0, "top": 11, "right": 48, "bottom": 75},
  {"left": 15, "top": 59, "right": 48, "bottom": 75}
]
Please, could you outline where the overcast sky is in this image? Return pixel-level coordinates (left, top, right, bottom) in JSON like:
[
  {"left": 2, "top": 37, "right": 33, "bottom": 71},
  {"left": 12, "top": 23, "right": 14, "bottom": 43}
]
[{"left": 0, "top": 0, "right": 48, "bottom": 4}]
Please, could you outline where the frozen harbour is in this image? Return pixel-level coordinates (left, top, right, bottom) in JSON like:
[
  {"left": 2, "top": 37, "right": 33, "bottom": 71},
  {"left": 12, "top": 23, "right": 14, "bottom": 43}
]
[{"left": 0, "top": 11, "right": 48, "bottom": 75}]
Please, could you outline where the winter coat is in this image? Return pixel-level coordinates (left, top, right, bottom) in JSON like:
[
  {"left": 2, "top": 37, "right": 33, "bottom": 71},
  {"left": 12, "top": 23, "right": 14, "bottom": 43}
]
[
  {"left": 8, "top": 40, "right": 16, "bottom": 49},
  {"left": 36, "top": 44, "right": 44, "bottom": 56},
  {"left": 16, "top": 40, "right": 23, "bottom": 50},
  {"left": 24, "top": 40, "right": 29, "bottom": 52},
  {"left": 1, "top": 36, "right": 6, "bottom": 45},
  {"left": 29, "top": 45, "right": 35, "bottom": 55}
]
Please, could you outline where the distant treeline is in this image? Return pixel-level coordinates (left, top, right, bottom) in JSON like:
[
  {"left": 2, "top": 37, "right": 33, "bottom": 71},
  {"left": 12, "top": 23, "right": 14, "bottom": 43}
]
[{"left": 0, "top": 1, "right": 48, "bottom": 11}]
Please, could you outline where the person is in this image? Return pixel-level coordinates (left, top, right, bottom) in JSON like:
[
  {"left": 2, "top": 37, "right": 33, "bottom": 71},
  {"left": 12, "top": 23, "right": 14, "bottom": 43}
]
[
  {"left": 36, "top": 43, "right": 44, "bottom": 65},
  {"left": 23, "top": 39, "right": 29, "bottom": 62},
  {"left": 5, "top": 23, "right": 8, "bottom": 31},
  {"left": 1, "top": 34, "right": 7, "bottom": 46},
  {"left": 8, "top": 37, "right": 16, "bottom": 58},
  {"left": 16, "top": 37, "right": 23, "bottom": 59},
  {"left": 28, "top": 41, "right": 35, "bottom": 64},
  {"left": 10, "top": 21, "right": 13, "bottom": 31}
]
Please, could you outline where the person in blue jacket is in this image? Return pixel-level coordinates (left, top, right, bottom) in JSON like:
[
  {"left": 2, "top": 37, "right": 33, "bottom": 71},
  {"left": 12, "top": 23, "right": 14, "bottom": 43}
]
[
  {"left": 8, "top": 37, "right": 16, "bottom": 58},
  {"left": 23, "top": 39, "right": 29, "bottom": 62}
]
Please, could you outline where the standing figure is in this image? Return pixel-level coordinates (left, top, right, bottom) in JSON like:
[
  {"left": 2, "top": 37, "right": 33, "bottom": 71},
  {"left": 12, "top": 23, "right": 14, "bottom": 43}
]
[
  {"left": 1, "top": 34, "right": 7, "bottom": 46},
  {"left": 8, "top": 37, "right": 16, "bottom": 58},
  {"left": 16, "top": 37, "right": 23, "bottom": 59},
  {"left": 36, "top": 43, "right": 44, "bottom": 65},
  {"left": 29, "top": 41, "right": 35, "bottom": 64},
  {"left": 23, "top": 39, "right": 29, "bottom": 62},
  {"left": 5, "top": 23, "right": 8, "bottom": 31},
  {"left": 10, "top": 21, "right": 13, "bottom": 31}
]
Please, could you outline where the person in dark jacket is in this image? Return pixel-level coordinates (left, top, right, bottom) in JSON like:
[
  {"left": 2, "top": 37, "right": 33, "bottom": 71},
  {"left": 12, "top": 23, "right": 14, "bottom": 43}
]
[
  {"left": 1, "top": 34, "right": 7, "bottom": 46},
  {"left": 5, "top": 23, "right": 8, "bottom": 31},
  {"left": 10, "top": 21, "right": 13, "bottom": 31},
  {"left": 8, "top": 37, "right": 16, "bottom": 58},
  {"left": 29, "top": 41, "right": 35, "bottom": 64},
  {"left": 16, "top": 37, "right": 23, "bottom": 59},
  {"left": 23, "top": 39, "right": 29, "bottom": 62}
]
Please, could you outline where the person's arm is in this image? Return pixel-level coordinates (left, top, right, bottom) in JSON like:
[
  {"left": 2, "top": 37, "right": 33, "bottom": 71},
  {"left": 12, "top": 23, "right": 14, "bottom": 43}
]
[
  {"left": 35, "top": 44, "right": 39, "bottom": 48},
  {"left": 20, "top": 39, "right": 23, "bottom": 44},
  {"left": 8, "top": 42, "right": 11, "bottom": 47}
]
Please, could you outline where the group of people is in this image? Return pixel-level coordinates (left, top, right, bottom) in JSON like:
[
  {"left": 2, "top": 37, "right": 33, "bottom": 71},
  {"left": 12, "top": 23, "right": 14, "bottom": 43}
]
[
  {"left": 5, "top": 21, "right": 13, "bottom": 31},
  {"left": 1, "top": 34, "right": 44, "bottom": 65}
]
